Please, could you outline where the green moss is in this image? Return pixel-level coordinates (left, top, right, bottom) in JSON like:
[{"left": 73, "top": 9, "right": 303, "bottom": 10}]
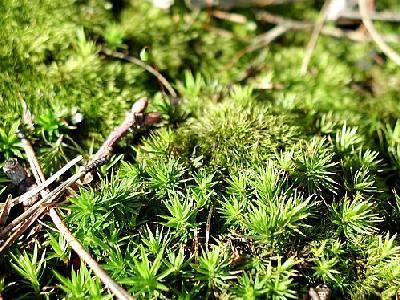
[{"left": 1, "top": 0, "right": 400, "bottom": 299}]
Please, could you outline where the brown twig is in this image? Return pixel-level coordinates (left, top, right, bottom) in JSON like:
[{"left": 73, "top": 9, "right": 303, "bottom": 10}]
[
  {"left": 193, "top": 227, "right": 199, "bottom": 262},
  {"left": 0, "top": 169, "right": 88, "bottom": 239},
  {"left": 339, "top": 10, "right": 400, "bottom": 22},
  {"left": 0, "top": 98, "right": 160, "bottom": 241},
  {"left": 0, "top": 208, "right": 44, "bottom": 254},
  {"left": 15, "top": 156, "right": 83, "bottom": 205},
  {"left": 0, "top": 97, "right": 160, "bottom": 299},
  {"left": 202, "top": 24, "right": 239, "bottom": 39},
  {"left": 0, "top": 195, "right": 13, "bottom": 226},
  {"left": 2, "top": 99, "right": 157, "bottom": 299},
  {"left": 300, "top": 0, "right": 332, "bottom": 74},
  {"left": 49, "top": 210, "right": 135, "bottom": 300},
  {"left": 224, "top": 24, "right": 289, "bottom": 70},
  {"left": 358, "top": 0, "right": 400, "bottom": 65},
  {"left": 205, "top": 206, "right": 213, "bottom": 251},
  {"left": 102, "top": 49, "right": 177, "bottom": 98},
  {"left": 257, "top": 12, "right": 310, "bottom": 29},
  {"left": 210, "top": 10, "right": 248, "bottom": 24},
  {"left": 190, "top": 0, "right": 306, "bottom": 8},
  {"left": 23, "top": 161, "right": 133, "bottom": 299},
  {"left": 17, "top": 130, "right": 46, "bottom": 184},
  {"left": 256, "top": 11, "right": 400, "bottom": 43},
  {"left": 20, "top": 98, "right": 34, "bottom": 131}
]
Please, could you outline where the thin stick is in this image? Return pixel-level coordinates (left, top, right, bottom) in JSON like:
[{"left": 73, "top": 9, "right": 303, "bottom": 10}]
[
  {"left": 224, "top": 25, "right": 289, "bottom": 70},
  {"left": 300, "top": 0, "right": 332, "bottom": 74},
  {"left": 0, "top": 167, "right": 88, "bottom": 238},
  {"left": 0, "top": 98, "right": 160, "bottom": 298},
  {"left": 49, "top": 209, "right": 134, "bottom": 300},
  {"left": 358, "top": 0, "right": 400, "bottom": 65},
  {"left": 14, "top": 111, "right": 138, "bottom": 300},
  {"left": 0, "top": 98, "right": 159, "bottom": 239},
  {"left": 256, "top": 12, "right": 311, "bottom": 29},
  {"left": 17, "top": 130, "right": 46, "bottom": 184},
  {"left": 20, "top": 98, "right": 34, "bottom": 131},
  {"left": 319, "top": 26, "right": 400, "bottom": 43},
  {"left": 0, "top": 195, "right": 13, "bottom": 226},
  {"left": 15, "top": 155, "right": 83, "bottom": 205},
  {"left": 0, "top": 209, "right": 44, "bottom": 253},
  {"left": 102, "top": 49, "right": 177, "bottom": 98},
  {"left": 190, "top": 0, "right": 306, "bottom": 8},
  {"left": 205, "top": 206, "right": 213, "bottom": 251},
  {"left": 210, "top": 10, "right": 248, "bottom": 24},
  {"left": 257, "top": 11, "right": 400, "bottom": 43},
  {"left": 202, "top": 24, "right": 239, "bottom": 39},
  {"left": 339, "top": 10, "right": 400, "bottom": 22},
  {"left": 248, "top": 25, "right": 289, "bottom": 52},
  {"left": 193, "top": 227, "right": 199, "bottom": 262}
]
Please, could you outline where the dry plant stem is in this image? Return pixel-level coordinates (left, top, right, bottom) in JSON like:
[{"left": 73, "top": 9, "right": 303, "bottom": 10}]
[
  {"left": 340, "top": 10, "right": 400, "bottom": 22},
  {"left": 0, "top": 208, "right": 44, "bottom": 253},
  {"left": 20, "top": 98, "right": 34, "bottom": 131},
  {"left": 320, "top": 26, "right": 400, "bottom": 43},
  {"left": 194, "top": 0, "right": 305, "bottom": 8},
  {"left": 202, "top": 24, "right": 239, "bottom": 39},
  {"left": 12, "top": 110, "right": 142, "bottom": 300},
  {"left": 102, "top": 48, "right": 177, "bottom": 98},
  {"left": 205, "top": 206, "right": 213, "bottom": 251},
  {"left": 256, "top": 12, "right": 400, "bottom": 43},
  {"left": 358, "top": 0, "right": 400, "bottom": 65},
  {"left": 308, "top": 288, "right": 320, "bottom": 300},
  {"left": 253, "top": 0, "right": 306, "bottom": 4},
  {"left": 225, "top": 24, "right": 289, "bottom": 69},
  {"left": 0, "top": 168, "right": 89, "bottom": 239},
  {"left": 93, "top": 97, "right": 147, "bottom": 161},
  {"left": 49, "top": 209, "right": 135, "bottom": 300},
  {"left": 15, "top": 156, "right": 83, "bottom": 205},
  {"left": 257, "top": 12, "right": 307, "bottom": 28},
  {"left": 1, "top": 99, "right": 159, "bottom": 298},
  {"left": 17, "top": 130, "right": 46, "bottom": 183},
  {"left": 193, "top": 227, "right": 199, "bottom": 262},
  {"left": 0, "top": 98, "right": 159, "bottom": 240},
  {"left": 300, "top": 0, "right": 332, "bottom": 74},
  {"left": 24, "top": 164, "right": 134, "bottom": 300},
  {"left": 0, "top": 195, "right": 13, "bottom": 226},
  {"left": 210, "top": 10, "right": 248, "bottom": 24}
]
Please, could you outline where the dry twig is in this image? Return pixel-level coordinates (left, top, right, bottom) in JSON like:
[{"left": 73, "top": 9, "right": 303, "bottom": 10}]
[
  {"left": 225, "top": 24, "right": 289, "bottom": 69},
  {"left": 22, "top": 147, "right": 133, "bottom": 300},
  {"left": 15, "top": 156, "right": 83, "bottom": 206},
  {"left": 191, "top": 0, "right": 306, "bottom": 8},
  {"left": 0, "top": 195, "right": 13, "bottom": 226},
  {"left": 210, "top": 10, "right": 248, "bottom": 24},
  {"left": 0, "top": 97, "right": 160, "bottom": 299},
  {"left": 257, "top": 11, "right": 400, "bottom": 43},
  {"left": 0, "top": 98, "right": 160, "bottom": 242},
  {"left": 301, "top": 0, "right": 332, "bottom": 74},
  {"left": 358, "top": 0, "right": 400, "bottom": 65},
  {"left": 102, "top": 48, "right": 177, "bottom": 98},
  {"left": 48, "top": 210, "right": 134, "bottom": 300},
  {"left": 339, "top": 10, "right": 400, "bottom": 22},
  {"left": 205, "top": 206, "right": 213, "bottom": 251}
]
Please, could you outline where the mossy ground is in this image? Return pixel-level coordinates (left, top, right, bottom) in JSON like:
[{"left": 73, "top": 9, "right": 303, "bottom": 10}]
[{"left": 1, "top": 0, "right": 400, "bottom": 299}]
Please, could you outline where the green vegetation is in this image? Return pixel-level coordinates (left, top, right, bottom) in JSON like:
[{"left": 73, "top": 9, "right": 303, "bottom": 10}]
[{"left": 1, "top": 0, "right": 400, "bottom": 298}]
